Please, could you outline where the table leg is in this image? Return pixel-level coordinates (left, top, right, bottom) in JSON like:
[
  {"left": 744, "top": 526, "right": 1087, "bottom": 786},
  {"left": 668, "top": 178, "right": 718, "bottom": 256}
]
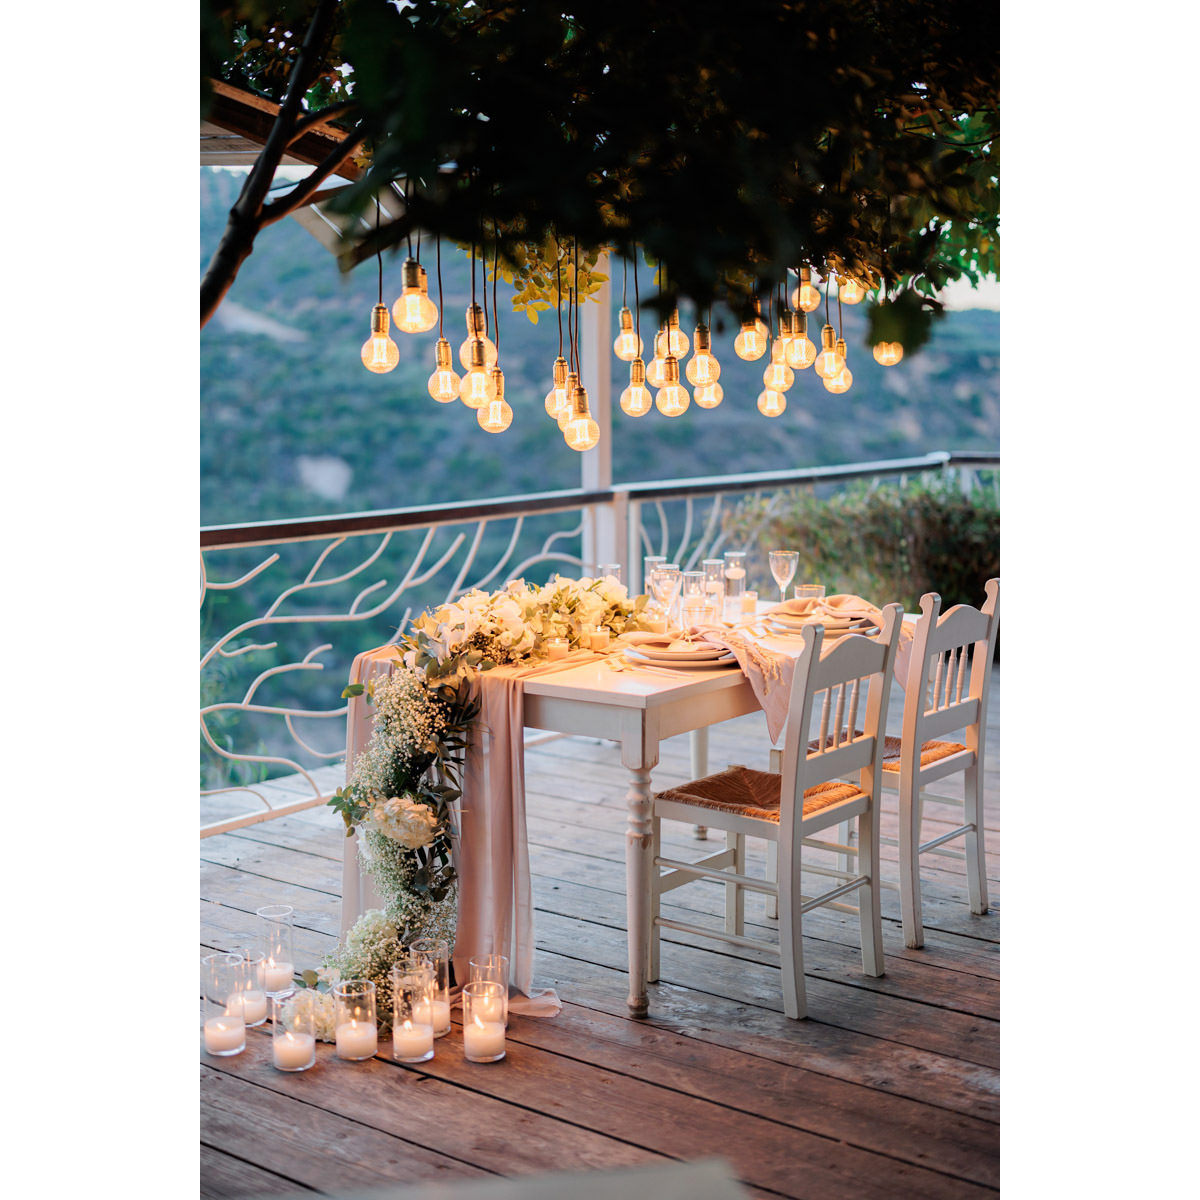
[{"left": 623, "top": 764, "right": 654, "bottom": 1017}]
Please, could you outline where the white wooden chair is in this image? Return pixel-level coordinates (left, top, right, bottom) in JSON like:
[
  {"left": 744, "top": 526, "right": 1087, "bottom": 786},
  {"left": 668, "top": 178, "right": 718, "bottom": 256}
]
[
  {"left": 648, "top": 605, "right": 903, "bottom": 1019},
  {"left": 881, "top": 578, "right": 1000, "bottom": 949}
]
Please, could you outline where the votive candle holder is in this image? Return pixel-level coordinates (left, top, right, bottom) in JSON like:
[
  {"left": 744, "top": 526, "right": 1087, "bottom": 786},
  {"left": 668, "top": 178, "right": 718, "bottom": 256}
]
[
  {"left": 333, "top": 979, "right": 378, "bottom": 1060},
  {"left": 256, "top": 904, "right": 296, "bottom": 996},
  {"left": 226, "top": 947, "right": 268, "bottom": 1026},
  {"left": 409, "top": 938, "right": 452, "bottom": 1037},
  {"left": 462, "top": 981, "right": 507, "bottom": 1063},
  {"left": 272, "top": 991, "right": 317, "bottom": 1072},
  {"left": 391, "top": 963, "right": 436, "bottom": 1063},
  {"left": 202, "top": 953, "right": 247, "bottom": 1057},
  {"left": 468, "top": 954, "right": 509, "bottom": 1026}
]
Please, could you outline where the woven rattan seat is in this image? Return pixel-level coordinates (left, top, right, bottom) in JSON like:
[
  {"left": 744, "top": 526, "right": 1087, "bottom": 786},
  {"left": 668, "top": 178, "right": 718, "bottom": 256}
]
[
  {"left": 655, "top": 766, "right": 864, "bottom": 822},
  {"left": 880, "top": 734, "right": 967, "bottom": 771}
]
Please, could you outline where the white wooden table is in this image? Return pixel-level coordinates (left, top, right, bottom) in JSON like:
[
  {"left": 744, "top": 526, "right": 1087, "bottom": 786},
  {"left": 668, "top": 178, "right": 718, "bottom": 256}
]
[{"left": 522, "top": 654, "right": 766, "bottom": 1017}]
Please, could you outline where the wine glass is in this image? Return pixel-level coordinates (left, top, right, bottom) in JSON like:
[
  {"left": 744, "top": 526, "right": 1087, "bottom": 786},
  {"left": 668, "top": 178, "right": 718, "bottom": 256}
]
[
  {"left": 648, "top": 564, "right": 683, "bottom": 628},
  {"left": 768, "top": 550, "right": 799, "bottom": 604}
]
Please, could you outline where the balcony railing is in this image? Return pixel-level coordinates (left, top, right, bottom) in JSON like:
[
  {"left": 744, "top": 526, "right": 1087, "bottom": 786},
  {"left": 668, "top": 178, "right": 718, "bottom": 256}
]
[{"left": 200, "top": 449, "right": 997, "bottom": 836}]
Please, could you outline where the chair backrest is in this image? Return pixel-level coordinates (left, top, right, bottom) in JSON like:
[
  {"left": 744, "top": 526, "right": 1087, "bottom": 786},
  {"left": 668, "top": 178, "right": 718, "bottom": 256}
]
[
  {"left": 777, "top": 604, "right": 904, "bottom": 819},
  {"left": 901, "top": 578, "right": 1000, "bottom": 766}
]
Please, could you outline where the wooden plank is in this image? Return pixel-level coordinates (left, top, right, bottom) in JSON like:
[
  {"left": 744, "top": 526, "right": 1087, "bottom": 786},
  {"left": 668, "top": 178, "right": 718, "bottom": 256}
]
[{"left": 199, "top": 1145, "right": 306, "bottom": 1198}]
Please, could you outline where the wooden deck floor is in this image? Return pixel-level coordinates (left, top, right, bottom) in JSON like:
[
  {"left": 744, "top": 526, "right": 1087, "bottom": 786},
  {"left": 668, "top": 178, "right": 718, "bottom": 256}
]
[{"left": 200, "top": 670, "right": 1000, "bottom": 1200}]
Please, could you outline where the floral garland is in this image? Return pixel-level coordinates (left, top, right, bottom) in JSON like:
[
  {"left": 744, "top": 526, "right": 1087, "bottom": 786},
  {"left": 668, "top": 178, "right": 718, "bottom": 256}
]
[{"left": 316, "top": 575, "right": 646, "bottom": 1033}]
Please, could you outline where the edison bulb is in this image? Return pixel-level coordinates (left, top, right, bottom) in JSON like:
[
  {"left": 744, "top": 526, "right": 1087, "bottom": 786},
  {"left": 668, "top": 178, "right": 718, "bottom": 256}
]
[
  {"left": 762, "top": 357, "right": 794, "bottom": 392},
  {"left": 873, "top": 341, "right": 904, "bottom": 366},
  {"left": 654, "top": 312, "right": 690, "bottom": 360},
  {"left": 645, "top": 355, "right": 669, "bottom": 389},
  {"left": 791, "top": 268, "right": 821, "bottom": 313},
  {"left": 654, "top": 356, "right": 690, "bottom": 416},
  {"left": 458, "top": 304, "right": 497, "bottom": 368},
  {"left": 563, "top": 384, "right": 600, "bottom": 450},
  {"left": 757, "top": 388, "right": 787, "bottom": 417},
  {"left": 361, "top": 304, "right": 399, "bottom": 373},
  {"left": 686, "top": 324, "right": 721, "bottom": 386},
  {"left": 478, "top": 370, "right": 513, "bottom": 432},
  {"left": 544, "top": 356, "right": 570, "bottom": 420},
  {"left": 620, "top": 359, "right": 653, "bottom": 416},
  {"left": 557, "top": 372, "right": 579, "bottom": 429},
  {"left": 838, "top": 276, "right": 865, "bottom": 305},
  {"left": 613, "top": 307, "right": 643, "bottom": 361},
  {"left": 733, "top": 318, "right": 769, "bottom": 361},
  {"left": 824, "top": 339, "right": 852, "bottom": 393},
  {"left": 813, "top": 325, "right": 844, "bottom": 379},
  {"left": 693, "top": 382, "right": 724, "bottom": 409},
  {"left": 393, "top": 259, "right": 439, "bottom": 333},
  {"left": 427, "top": 337, "right": 461, "bottom": 402},
  {"left": 785, "top": 321, "right": 817, "bottom": 370},
  {"left": 459, "top": 339, "right": 497, "bottom": 408}
]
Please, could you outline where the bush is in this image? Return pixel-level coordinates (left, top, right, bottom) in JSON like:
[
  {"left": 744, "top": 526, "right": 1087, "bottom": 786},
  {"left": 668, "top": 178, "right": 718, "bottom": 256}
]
[{"left": 725, "top": 470, "right": 999, "bottom": 614}]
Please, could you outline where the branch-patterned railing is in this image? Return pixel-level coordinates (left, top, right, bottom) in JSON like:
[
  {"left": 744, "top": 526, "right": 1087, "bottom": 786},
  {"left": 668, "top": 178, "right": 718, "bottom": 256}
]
[{"left": 199, "top": 450, "right": 997, "bottom": 835}]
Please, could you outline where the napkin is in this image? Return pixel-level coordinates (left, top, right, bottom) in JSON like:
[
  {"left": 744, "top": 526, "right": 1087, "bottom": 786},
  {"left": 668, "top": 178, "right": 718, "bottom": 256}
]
[
  {"left": 622, "top": 631, "right": 726, "bottom": 654},
  {"left": 690, "top": 624, "right": 793, "bottom": 742},
  {"left": 768, "top": 596, "right": 823, "bottom": 619}
]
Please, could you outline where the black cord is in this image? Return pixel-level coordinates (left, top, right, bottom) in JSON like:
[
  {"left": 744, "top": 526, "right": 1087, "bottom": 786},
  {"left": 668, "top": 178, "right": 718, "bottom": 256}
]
[
  {"left": 633, "top": 248, "right": 641, "bottom": 341},
  {"left": 492, "top": 236, "right": 500, "bottom": 354},
  {"left": 375, "top": 198, "right": 382, "bottom": 304},
  {"left": 555, "top": 234, "right": 563, "bottom": 359},
  {"left": 436, "top": 235, "right": 444, "bottom": 339}
]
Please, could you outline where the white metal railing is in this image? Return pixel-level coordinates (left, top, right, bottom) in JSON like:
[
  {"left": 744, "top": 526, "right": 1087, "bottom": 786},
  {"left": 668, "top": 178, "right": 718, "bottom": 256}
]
[{"left": 199, "top": 450, "right": 997, "bottom": 836}]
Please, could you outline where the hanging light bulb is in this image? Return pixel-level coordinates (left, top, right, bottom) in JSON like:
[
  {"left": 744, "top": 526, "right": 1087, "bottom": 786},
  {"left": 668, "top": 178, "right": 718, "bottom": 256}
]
[
  {"left": 757, "top": 388, "right": 787, "bottom": 417},
  {"left": 733, "top": 313, "right": 769, "bottom": 361},
  {"left": 790, "top": 267, "right": 821, "bottom": 313},
  {"left": 837, "top": 276, "right": 866, "bottom": 305},
  {"left": 873, "top": 340, "right": 904, "bottom": 366},
  {"left": 478, "top": 367, "right": 513, "bottom": 432},
  {"left": 427, "top": 337, "right": 461, "bottom": 402},
  {"left": 543, "top": 356, "right": 571, "bottom": 420},
  {"left": 459, "top": 338, "right": 497, "bottom": 408},
  {"left": 685, "top": 324, "right": 721, "bottom": 387},
  {"left": 654, "top": 310, "right": 690, "bottom": 360},
  {"left": 693, "top": 382, "right": 724, "bottom": 409},
  {"left": 645, "top": 349, "right": 670, "bottom": 389},
  {"left": 784, "top": 311, "right": 817, "bottom": 370},
  {"left": 654, "top": 355, "right": 690, "bottom": 417},
  {"left": 762, "top": 340, "right": 795, "bottom": 392},
  {"left": 824, "top": 338, "right": 853, "bottom": 393},
  {"left": 620, "top": 358, "right": 654, "bottom": 416},
  {"left": 814, "top": 324, "right": 845, "bottom": 379},
  {"left": 563, "top": 383, "right": 600, "bottom": 450},
  {"left": 458, "top": 304, "right": 497, "bottom": 369},
  {"left": 393, "top": 259, "right": 439, "bottom": 333},
  {"left": 360, "top": 304, "right": 399, "bottom": 374},
  {"left": 613, "top": 307, "right": 643, "bottom": 361},
  {"left": 556, "top": 372, "right": 580, "bottom": 429}
]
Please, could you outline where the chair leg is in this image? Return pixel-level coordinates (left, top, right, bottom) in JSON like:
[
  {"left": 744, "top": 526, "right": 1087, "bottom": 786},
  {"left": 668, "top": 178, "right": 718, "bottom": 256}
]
[
  {"left": 898, "top": 772, "right": 925, "bottom": 949},
  {"left": 777, "top": 841, "right": 807, "bottom": 1020},
  {"left": 725, "top": 831, "right": 746, "bottom": 937},
  {"left": 648, "top": 812, "right": 662, "bottom": 983},
  {"left": 964, "top": 762, "right": 989, "bottom": 916},
  {"left": 764, "top": 838, "right": 779, "bottom": 919},
  {"left": 855, "top": 806, "right": 885, "bottom": 978},
  {"left": 837, "top": 817, "right": 854, "bottom": 876}
]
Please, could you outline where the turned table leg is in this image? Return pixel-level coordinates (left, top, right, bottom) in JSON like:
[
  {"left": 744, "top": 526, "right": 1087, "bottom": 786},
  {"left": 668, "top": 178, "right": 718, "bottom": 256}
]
[{"left": 624, "top": 764, "right": 654, "bottom": 1017}]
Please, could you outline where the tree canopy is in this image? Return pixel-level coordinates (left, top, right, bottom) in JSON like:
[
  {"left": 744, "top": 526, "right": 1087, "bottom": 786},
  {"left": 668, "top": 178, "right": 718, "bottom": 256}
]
[{"left": 201, "top": 0, "right": 998, "bottom": 345}]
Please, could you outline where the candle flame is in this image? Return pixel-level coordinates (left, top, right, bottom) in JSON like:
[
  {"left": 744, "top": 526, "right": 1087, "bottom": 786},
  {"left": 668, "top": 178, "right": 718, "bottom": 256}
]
[{"left": 403, "top": 1019, "right": 413, "bottom": 1032}]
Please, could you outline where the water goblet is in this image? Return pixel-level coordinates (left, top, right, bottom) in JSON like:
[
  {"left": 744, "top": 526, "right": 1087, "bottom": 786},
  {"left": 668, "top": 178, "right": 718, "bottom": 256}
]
[
  {"left": 648, "top": 564, "right": 683, "bottom": 629},
  {"left": 768, "top": 550, "right": 800, "bottom": 605}
]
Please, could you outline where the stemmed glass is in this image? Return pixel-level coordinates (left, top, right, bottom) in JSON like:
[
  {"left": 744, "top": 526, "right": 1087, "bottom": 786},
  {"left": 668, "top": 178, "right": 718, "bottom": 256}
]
[
  {"left": 768, "top": 550, "right": 800, "bottom": 604},
  {"left": 648, "top": 564, "right": 683, "bottom": 629}
]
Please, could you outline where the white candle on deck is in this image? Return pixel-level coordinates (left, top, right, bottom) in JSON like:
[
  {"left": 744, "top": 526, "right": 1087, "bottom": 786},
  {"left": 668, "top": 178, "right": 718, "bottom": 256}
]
[
  {"left": 474, "top": 993, "right": 506, "bottom": 1024},
  {"left": 225, "top": 990, "right": 268, "bottom": 1025},
  {"left": 545, "top": 638, "right": 569, "bottom": 660},
  {"left": 258, "top": 960, "right": 295, "bottom": 993},
  {"left": 463, "top": 1017, "right": 506, "bottom": 1062},
  {"left": 335, "top": 1019, "right": 378, "bottom": 1060},
  {"left": 412, "top": 997, "right": 452, "bottom": 1036},
  {"left": 272, "top": 1031, "right": 315, "bottom": 1071},
  {"left": 391, "top": 1019, "right": 434, "bottom": 1061},
  {"left": 204, "top": 1016, "right": 245, "bottom": 1055}
]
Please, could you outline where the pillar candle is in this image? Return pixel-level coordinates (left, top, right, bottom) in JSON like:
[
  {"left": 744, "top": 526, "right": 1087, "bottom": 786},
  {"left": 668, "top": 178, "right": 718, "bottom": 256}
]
[
  {"left": 204, "top": 1016, "right": 245, "bottom": 1055},
  {"left": 412, "top": 998, "right": 452, "bottom": 1036},
  {"left": 335, "top": 1019, "right": 378, "bottom": 1060},
  {"left": 258, "top": 960, "right": 295, "bottom": 993},
  {"left": 391, "top": 1019, "right": 435, "bottom": 1062},
  {"left": 272, "top": 1031, "right": 315, "bottom": 1071},
  {"left": 225, "top": 990, "right": 268, "bottom": 1025},
  {"left": 463, "top": 1018, "right": 506, "bottom": 1062}
]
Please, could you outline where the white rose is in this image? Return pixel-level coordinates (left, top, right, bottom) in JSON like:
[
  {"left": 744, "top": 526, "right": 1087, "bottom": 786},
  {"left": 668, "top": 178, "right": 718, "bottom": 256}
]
[{"left": 370, "top": 794, "right": 440, "bottom": 849}]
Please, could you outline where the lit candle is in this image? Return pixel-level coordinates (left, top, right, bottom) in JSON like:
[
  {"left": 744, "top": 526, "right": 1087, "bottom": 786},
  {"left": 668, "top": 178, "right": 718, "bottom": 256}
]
[
  {"left": 391, "top": 1019, "right": 434, "bottom": 1062},
  {"left": 545, "top": 637, "right": 569, "bottom": 660},
  {"left": 225, "top": 990, "right": 268, "bottom": 1025},
  {"left": 257, "top": 959, "right": 295, "bottom": 993},
  {"left": 412, "top": 997, "right": 452, "bottom": 1036},
  {"left": 643, "top": 613, "right": 667, "bottom": 634},
  {"left": 588, "top": 628, "right": 610, "bottom": 651},
  {"left": 473, "top": 993, "right": 506, "bottom": 1024},
  {"left": 272, "top": 1031, "right": 315, "bottom": 1071},
  {"left": 742, "top": 590, "right": 758, "bottom": 614},
  {"left": 335, "top": 1019, "right": 378, "bottom": 1060},
  {"left": 203, "top": 1016, "right": 245, "bottom": 1055},
  {"left": 463, "top": 1017, "right": 506, "bottom": 1062}
]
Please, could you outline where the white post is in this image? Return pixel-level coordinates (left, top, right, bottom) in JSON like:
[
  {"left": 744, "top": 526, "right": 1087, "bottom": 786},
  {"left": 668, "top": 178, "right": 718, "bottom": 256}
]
[{"left": 580, "top": 253, "right": 614, "bottom": 572}]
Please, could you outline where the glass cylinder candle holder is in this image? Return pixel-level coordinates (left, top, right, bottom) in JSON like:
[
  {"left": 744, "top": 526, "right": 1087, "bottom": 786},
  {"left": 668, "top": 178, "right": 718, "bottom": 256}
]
[
  {"left": 333, "top": 980, "right": 378, "bottom": 1060},
  {"left": 226, "top": 947, "right": 268, "bottom": 1027},
  {"left": 391, "top": 963, "right": 436, "bottom": 1063},
  {"left": 272, "top": 991, "right": 317, "bottom": 1072},
  {"left": 742, "top": 589, "right": 759, "bottom": 615},
  {"left": 722, "top": 552, "right": 747, "bottom": 622},
  {"left": 462, "top": 981, "right": 507, "bottom": 1062},
  {"left": 702, "top": 558, "right": 725, "bottom": 608},
  {"left": 409, "top": 938, "right": 452, "bottom": 1037},
  {"left": 596, "top": 563, "right": 622, "bottom": 583},
  {"left": 642, "top": 555, "right": 666, "bottom": 597},
  {"left": 256, "top": 904, "right": 296, "bottom": 996},
  {"left": 794, "top": 584, "right": 826, "bottom": 603},
  {"left": 468, "top": 954, "right": 510, "bottom": 1026},
  {"left": 544, "top": 636, "right": 569, "bottom": 661},
  {"left": 202, "top": 953, "right": 247, "bottom": 1056}
]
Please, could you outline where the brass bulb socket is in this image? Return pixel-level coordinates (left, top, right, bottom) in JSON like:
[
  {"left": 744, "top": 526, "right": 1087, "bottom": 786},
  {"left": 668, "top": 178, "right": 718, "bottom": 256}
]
[
  {"left": 618, "top": 307, "right": 634, "bottom": 333},
  {"left": 694, "top": 324, "right": 711, "bottom": 353},
  {"left": 552, "top": 356, "right": 568, "bottom": 387},
  {"left": 435, "top": 338, "right": 453, "bottom": 369},
  {"left": 662, "top": 356, "right": 680, "bottom": 385},
  {"left": 667, "top": 309, "right": 681, "bottom": 331},
  {"left": 794, "top": 311, "right": 808, "bottom": 337},
  {"left": 835, "top": 337, "right": 848, "bottom": 357},
  {"left": 490, "top": 366, "right": 505, "bottom": 398},
  {"left": 630, "top": 358, "right": 647, "bottom": 386},
  {"left": 800, "top": 266, "right": 812, "bottom": 284},
  {"left": 371, "top": 304, "right": 390, "bottom": 335},
  {"left": 418, "top": 265, "right": 430, "bottom": 296},
  {"left": 402, "top": 258, "right": 422, "bottom": 290},
  {"left": 468, "top": 338, "right": 487, "bottom": 369},
  {"left": 821, "top": 324, "right": 836, "bottom": 351},
  {"left": 570, "top": 384, "right": 591, "bottom": 419},
  {"left": 466, "top": 303, "right": 486, "bottom": 335}
]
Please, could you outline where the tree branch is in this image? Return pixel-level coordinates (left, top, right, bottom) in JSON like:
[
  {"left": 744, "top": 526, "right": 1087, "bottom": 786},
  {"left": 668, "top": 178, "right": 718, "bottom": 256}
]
[{"left": 260, "top": 126, "right": 369, "bottom": 227}]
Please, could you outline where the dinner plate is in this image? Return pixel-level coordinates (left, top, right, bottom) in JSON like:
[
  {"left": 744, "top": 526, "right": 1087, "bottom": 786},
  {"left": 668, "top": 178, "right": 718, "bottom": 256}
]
[
  {"left": 630, "top": 642, "right": 730, "bottom": 662},
  {"left": 624, "top": 648, "right": 738, "bottom": 670},
  {"left": 766, "top": 613, "right": 859, "bottom": 631}
]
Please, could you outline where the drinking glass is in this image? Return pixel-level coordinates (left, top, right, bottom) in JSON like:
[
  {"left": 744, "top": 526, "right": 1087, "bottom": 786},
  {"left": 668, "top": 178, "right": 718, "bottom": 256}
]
[
  {"left": 794, "top": 583, "right": 826, "bottom": 603},
  {"left": 256, "top": 904, "right": 296, "bottom": 997},
  {"left": 768, "top": 550, "right": 800, "bottom": 604},
  {"left": 272, "top": 991, "right": 317, "bottom": 1072},
  {"left": 648, "top": 564, "right": 682, "bottom": 628}
]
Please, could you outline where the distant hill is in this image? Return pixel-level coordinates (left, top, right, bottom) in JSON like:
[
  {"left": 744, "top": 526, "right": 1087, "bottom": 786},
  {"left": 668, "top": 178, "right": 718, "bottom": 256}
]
[{"left": 201, "top": 168, "right": 998, "bottom": 528}]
